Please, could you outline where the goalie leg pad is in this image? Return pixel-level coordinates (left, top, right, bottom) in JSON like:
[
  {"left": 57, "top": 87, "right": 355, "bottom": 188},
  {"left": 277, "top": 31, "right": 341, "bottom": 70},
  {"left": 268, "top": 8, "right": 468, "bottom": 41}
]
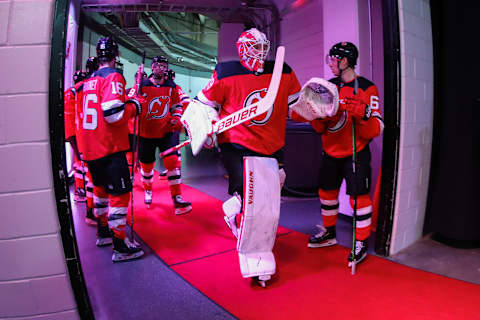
[
  {"left": 222, "top": 193, "right": 242, "bottom": 239},
  {"left": 237, "top": 156, "right": 281, "bottom": 278}
]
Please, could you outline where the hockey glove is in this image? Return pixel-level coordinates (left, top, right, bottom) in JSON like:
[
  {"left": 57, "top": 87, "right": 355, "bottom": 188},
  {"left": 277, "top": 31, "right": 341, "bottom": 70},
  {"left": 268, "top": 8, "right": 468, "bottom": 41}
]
[
  {"left": 343, "top": 91, "right": 371, "bottom": 121},
  {"left": 170, "top": 116, "right": 183, "bottom": 132}
]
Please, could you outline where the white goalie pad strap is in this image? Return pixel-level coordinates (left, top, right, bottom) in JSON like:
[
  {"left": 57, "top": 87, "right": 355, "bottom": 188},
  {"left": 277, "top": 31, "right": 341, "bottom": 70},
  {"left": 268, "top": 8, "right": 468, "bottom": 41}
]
[
  {"left": 180, "top": 99, "right": 217, "bottom": 156},
  {"left": 237, "top": 156, "right": 280, "bottom": 278},
  {"left": 290, "top": 77, "right": 339, "bottom": 120}
]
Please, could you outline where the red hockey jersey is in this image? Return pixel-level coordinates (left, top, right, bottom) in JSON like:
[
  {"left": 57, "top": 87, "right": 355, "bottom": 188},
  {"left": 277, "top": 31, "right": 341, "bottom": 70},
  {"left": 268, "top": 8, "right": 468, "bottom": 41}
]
[
  {"left": 310, "top": 76, "right": 384, "bottom": 158},
  {"left": 198, "top": 60, "right": 301, "bottom": 155},
  {"left": 64, "top": 86, "right": 76, "bottom": 139},
  {"left": 138, "top": 79, "right": 182, "bottom": 139},
  {"left": 77, "top": 67, "right": 135, "bottom": 161}
]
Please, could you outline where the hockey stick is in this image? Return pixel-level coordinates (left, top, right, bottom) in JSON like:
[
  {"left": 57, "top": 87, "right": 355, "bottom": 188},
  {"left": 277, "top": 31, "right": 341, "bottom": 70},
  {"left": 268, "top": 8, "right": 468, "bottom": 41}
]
[
  {"left": 350, "top": 78, "right": 359, "bottom": 275},
  {"left": 129, "top": 50, "right": 146, "bottom": 242},
  {"left": 160, "top": 46, "right": 285, "bottom": 158}
]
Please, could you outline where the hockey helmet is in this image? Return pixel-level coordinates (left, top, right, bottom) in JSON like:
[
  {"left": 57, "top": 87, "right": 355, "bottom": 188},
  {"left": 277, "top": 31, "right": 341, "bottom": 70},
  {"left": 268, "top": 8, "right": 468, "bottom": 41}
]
[
  {"left": 327, "top": 42, "right": 358, "bottom": 68},
  {"left": 73, "top": 70, "right": 86, "bottom": 84},
  {"left": 236, "top": 28, "right": 270, "bottom": 73},
  {"left": 85, "top": 56, "right": 99, "bottom": 74},
  {"left": 96, "top": 37, "right": 119, "bottom": 60},
  {"left": 151, "top": 56, "right": 169, "bottom": 79}
]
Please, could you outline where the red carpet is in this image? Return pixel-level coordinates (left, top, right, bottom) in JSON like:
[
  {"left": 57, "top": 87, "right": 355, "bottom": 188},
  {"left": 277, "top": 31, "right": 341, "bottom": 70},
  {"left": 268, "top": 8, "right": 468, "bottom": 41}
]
[{"left": 130, "top": 175, "right": 480, "bottom": 320}]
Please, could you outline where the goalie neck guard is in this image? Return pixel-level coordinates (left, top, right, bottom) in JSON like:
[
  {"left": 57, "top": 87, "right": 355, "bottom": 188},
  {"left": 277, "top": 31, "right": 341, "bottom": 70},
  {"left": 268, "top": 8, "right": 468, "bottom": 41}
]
[{"left": 236, "top": 28, "right": 270, "bottom": 73}]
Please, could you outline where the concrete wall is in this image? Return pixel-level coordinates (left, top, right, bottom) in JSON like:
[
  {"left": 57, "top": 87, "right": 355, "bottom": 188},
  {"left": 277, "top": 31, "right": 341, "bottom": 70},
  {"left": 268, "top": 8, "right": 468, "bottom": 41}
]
[
  {"left": 0, "top": 0, "right": 79, "bottom": 319},
  {"left": 390, "top": 0, "right": 434, "bottom": 254}
]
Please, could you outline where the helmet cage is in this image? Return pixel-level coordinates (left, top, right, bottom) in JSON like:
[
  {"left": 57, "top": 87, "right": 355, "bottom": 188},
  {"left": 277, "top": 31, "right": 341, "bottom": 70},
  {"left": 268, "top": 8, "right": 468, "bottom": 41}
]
[{"left": 236, "top": 28, "right": 270, "bottom": 72}]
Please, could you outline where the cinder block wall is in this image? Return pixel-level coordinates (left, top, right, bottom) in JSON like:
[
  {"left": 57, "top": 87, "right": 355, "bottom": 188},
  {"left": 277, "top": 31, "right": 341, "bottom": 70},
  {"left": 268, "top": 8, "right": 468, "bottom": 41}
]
[
  {"left": 0, "top": 0, "right": 79, "bottom": 318},
  {"left": 391, "top": 0, "right": 434, "bottom": 254}
]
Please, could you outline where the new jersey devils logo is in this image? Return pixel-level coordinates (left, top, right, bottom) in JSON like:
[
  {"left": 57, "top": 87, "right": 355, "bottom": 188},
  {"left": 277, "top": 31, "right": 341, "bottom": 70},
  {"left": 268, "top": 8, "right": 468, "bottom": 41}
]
[
  {"left": 244, "top": 88, "right": 273, "bottom": 126},
  {"left": 147, "top": 96, "right": 169, "bottom": 120}
]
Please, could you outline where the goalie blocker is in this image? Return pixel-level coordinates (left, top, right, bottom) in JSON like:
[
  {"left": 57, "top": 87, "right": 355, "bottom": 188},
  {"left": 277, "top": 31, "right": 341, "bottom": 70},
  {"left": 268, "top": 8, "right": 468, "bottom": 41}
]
[{"left": 237, "top": 156, "right": 281, "bottom": 284}]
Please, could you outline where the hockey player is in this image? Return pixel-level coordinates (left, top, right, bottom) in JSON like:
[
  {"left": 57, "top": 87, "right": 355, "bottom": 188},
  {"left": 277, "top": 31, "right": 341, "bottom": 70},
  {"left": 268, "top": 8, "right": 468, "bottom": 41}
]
[
  {"left": 65, "top": 70, "right": 87, "bottom": 202},
  {"left": 77, "top": 36, "right": 144, "bottom": 262},
  {"left": 136, "top": 56, "right": 192, "bottom": 214},
  {"left": 194, "top": 28, "right": 301, "bottom": 284},
  {"left": 158, "top": 69, "right": 190, "bottom": 179},
  {"left": 296, "top": 42, "right": 384, "bottom": 266}
]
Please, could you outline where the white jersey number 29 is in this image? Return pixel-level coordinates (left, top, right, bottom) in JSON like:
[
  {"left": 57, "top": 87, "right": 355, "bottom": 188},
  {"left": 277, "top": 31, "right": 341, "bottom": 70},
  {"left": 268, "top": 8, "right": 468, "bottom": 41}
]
[{"left": 82, "top": 93, "right": 98, "bottom": 130}]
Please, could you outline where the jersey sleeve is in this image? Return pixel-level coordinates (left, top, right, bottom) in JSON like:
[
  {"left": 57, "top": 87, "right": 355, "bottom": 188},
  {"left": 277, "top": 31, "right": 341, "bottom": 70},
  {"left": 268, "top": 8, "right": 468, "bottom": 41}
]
[
  {"left": 64, "top": 88, "right": 76, "bottom": 139},
  {"left": 169, "top": 87, "right": 183, "bottom": 118},
  {"left": 287, "top": 69, "right": 301, "bottom": 108},
  {"left": 357, "top": 84, "right": 384, "bottom": 139},
  {"left": 197, "top": 70, "right": 223, "bottom": 109},
  {"left": 100, "top": 72, "right": 127, "bottom": 124}
]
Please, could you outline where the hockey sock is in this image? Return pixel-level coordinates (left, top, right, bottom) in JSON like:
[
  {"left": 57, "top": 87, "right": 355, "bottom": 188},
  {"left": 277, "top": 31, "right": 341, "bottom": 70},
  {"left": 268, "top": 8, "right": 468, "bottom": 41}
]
[
  {"left": 93, "top": 186, "right": 109, "bottom": 220},
  {"left": 349, "top": 194, "right": 372, "bottom": 240},
  {"left": 163, "top": 154, "right": 181, "bottom": 197},
  {"left": 140, "top": 162, "right": 155, "bottom": 191},
  {"left": 318, "top": 188, "right": 340, "bottom": 228},
  {"left": 109, "top": 193, "right": 130, "bottom": 240}
]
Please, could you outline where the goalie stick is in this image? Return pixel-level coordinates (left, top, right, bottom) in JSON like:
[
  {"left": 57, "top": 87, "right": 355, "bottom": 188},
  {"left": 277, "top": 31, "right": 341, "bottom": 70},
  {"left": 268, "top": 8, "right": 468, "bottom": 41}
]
[{"left": 160, "top": 46, "right": 285, "bottom": 158}]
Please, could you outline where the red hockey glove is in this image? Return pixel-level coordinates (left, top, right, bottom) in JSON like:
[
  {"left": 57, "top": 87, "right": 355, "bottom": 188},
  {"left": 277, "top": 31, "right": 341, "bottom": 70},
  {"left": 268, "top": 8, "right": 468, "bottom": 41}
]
[
  {"left": 342, "top": 91, "right": 371, "bottom": 121},
  {"left": 170, "top": 116, "right": 183, "bottom": 132}
]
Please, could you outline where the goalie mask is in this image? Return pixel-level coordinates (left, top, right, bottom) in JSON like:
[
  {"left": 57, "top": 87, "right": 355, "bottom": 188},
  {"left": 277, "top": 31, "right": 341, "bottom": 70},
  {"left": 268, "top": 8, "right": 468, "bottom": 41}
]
[
  {"left": 236, "top": 28, "right": 270, "bottom": 73},
  {"left": 152, "top": 56, "right": 169, "bottom": 80}
]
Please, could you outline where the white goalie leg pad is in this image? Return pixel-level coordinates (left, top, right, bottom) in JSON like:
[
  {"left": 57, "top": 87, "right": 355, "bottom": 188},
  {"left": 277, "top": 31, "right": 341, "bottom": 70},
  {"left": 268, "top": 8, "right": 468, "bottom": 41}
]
[
  {"left": 180, "top": 99, "right": 218, "bottom": 156},
  {"left": 222, "top": 193, "right": 242, "bottom": 239},
  {"left": 237, "top": 156, "right": 281, "bottom": 279},
  {"left": 290, "top": 77, "right": 339, "bottom": 120}
]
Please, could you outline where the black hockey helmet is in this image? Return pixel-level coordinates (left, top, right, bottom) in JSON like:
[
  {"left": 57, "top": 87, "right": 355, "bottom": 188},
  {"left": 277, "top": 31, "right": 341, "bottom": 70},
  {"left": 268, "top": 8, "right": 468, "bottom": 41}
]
[
  {"left": 73, "top": 70, "right": 86, "bottom": 84},
  {"left": 328, "top": 42, "right": 358, "bottom": 67},
  {"left": 152, "top": 55, "right": 168, "bottom": 66},
  {"left": 96, "top": 37, "right": 119, "bottom": 60},
  {"left": 85, "top": 56, "right": 99, "bottom": 74}
]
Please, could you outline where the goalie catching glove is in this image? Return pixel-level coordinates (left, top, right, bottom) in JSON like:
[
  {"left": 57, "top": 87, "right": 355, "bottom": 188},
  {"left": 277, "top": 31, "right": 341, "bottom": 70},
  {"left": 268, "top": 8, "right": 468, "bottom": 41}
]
[{"left": 290, "top": 77, "right": 339, "bottom": 120}]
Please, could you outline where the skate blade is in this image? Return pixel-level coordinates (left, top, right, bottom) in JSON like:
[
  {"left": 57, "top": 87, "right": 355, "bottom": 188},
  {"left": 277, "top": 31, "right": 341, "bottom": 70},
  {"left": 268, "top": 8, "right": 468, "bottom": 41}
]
[
  {"left": 175, "top": 205, "right": 192, "bottom": 215},
  {"left": 96, "top": 238, "right": 113, "bottom": 247},
  {"left": 253, "top": 275, "right": 271, "bottom": 287},
  {"left": 307, "top": 239, "right": 338, "bottom": 248},
  {"left": 112, "top": 250, "right": 144, "bottom": 262}
]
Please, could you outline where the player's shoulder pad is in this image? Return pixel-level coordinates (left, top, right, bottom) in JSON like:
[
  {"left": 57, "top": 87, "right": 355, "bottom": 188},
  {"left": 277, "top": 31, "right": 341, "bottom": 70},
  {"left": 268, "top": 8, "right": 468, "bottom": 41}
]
[
  {"left": 141, "top": 78, "right": 154, "bottom": 87},
  {"left": 94, "top": 67, "right": 123, "bottom": 79},
  {"left": 161, "top": 79, "right": 177, "bottom": 88},
  {"left": 215, "top": 61, "right": 252, "bottom": 80},
  {"left": 328, "top": 76, "right": 342, "bottom": 86},
  {"left": 262, "top": 61, "right": 293, "bottom": 74},
  {"left": 355, "top": 76, "right": 375, "bottom": 91}
]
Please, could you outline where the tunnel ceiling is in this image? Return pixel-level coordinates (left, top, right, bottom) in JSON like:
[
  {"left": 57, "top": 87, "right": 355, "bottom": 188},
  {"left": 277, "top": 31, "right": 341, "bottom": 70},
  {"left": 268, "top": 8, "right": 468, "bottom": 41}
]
[{"left": 80, "top": 0, "right": 279, "bottom": 72}]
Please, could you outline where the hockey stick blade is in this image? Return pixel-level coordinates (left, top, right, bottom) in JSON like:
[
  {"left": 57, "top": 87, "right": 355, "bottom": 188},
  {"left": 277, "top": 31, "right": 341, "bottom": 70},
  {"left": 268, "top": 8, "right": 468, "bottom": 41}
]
[{"left": 214, "top": 46, "right": 285, "bottom": 134}]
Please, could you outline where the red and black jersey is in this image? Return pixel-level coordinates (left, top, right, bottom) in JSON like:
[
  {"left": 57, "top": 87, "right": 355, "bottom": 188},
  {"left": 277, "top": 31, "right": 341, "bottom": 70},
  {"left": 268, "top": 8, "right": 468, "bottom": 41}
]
[
  {"left": 138, "top": 79, "right": 182, "bottom": 139},
  {"left": 311, "top": 76, "right": 384, "bottom": 158},
  {"left": 64, "top": 86, "right": 76, "bottom": 139},
  {"left": 198, "top": 60, "right": 301, "bottom": 155},
  {"left": 77, "top": 67, "right": 134, "bottom": 161}
]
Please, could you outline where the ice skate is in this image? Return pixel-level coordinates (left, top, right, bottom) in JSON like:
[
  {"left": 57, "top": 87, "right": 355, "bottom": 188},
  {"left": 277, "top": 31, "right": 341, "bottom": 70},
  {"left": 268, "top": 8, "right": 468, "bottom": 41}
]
[
  {"left": 307, "top": 225, "right": 337, "bottom": 248},
  {"left": 253, "top": 275, "right": 271, "bottom": 287},
  {"left": 85, "top": 207, "right": 97, "bottom": 226},
  {"left": 144, "top": 190, "right": 152, "bottom": 208},
  {"left": 173, "top": 195, "right": 192, "bottom": 215},
  {"left": 348, "top": 239, "right": 368, "bottom": 267},
  {"left": 96, "top": 225, "right": 112, "bottom": 247},
  {"left": 74, "top": 188, "right": 86, "bottom": 202},
  {"left": 112, "top": 237, "right": 144, "bottom": 262}
]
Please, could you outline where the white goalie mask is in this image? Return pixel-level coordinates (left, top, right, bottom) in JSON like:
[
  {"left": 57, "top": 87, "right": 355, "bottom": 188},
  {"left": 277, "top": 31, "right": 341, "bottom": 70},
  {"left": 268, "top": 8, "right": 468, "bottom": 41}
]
[{"left": 236, "top": 28, "right": 270, "bottom": 73}]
